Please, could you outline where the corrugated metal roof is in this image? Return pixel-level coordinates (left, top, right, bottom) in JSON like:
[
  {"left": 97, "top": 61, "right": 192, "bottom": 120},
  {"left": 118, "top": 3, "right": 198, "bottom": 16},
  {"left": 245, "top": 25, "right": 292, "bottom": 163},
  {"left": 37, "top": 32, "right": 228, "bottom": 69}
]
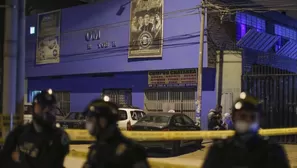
[
  {"left": 276, "top": 40, "right": 297, "bottom": 59},
  {"left": 237, "top": 29, "right": 280, "bottom": 52}
]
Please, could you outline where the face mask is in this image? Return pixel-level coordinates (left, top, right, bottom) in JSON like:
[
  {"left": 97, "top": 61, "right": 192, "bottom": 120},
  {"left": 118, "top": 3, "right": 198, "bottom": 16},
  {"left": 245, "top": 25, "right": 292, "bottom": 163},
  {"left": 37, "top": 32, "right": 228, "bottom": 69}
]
[
  {"left": 33, "top": 109, "right": 56, "bottom": 129},
  {"left": 234, "top": 120, "right": 259, "bottom": 134},
  {"left": 86, "top": 122, "right": 95, "bottom": 135}
]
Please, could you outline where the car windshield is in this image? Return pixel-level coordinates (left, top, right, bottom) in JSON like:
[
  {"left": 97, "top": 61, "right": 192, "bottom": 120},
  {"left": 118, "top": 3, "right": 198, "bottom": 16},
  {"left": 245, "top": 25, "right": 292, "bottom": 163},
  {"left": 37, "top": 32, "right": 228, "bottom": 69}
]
[
  {"left": 138, "top": 115, "right": 170, "bottom": 124},
  {"left": 130, "top": 111, "right": 145, "bottom": 120},
  {"left": 65, "top": 112, "right": 85, "bottom": 120},
  {"left": 53, "top": 107, "right": 64, "bottom": 117}
]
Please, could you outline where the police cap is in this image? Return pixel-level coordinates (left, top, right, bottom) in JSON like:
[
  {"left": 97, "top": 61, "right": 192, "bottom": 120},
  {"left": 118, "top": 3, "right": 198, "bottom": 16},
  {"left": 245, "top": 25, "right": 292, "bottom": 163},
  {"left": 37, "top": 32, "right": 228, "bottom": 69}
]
[
  {"left": 33, "top": 89, "right": 57, "bottom": 108},
  {"left": 84, "top": 97, "right": 119, "bottom": 123},
  {"left": 232, "top": 92, "right": 260, "bottom": 113}
]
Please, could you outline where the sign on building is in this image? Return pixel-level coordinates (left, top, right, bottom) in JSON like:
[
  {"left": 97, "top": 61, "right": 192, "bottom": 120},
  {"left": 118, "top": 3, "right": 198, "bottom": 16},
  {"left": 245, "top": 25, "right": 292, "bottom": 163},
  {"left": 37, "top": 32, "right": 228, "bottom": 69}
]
[
  {"left": 128, "top": 0, "right": 164, "bottom": 58},
  {"left": 36, "top": 10, "right": 61, "bottom": 64},
  {"left": 148, "top": 69, "right": 197, "bottom": 87}
]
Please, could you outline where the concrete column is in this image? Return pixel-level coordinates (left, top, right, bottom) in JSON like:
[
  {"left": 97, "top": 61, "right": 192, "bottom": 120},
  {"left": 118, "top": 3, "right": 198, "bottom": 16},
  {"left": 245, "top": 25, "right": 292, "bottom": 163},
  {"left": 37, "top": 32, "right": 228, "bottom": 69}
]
[
  {"left": 0, "top": 0, "right": 5, "bottom": 113},
  {"left": 16, "top": 0, "right": 25, "bottom": 122},
  {"left": 2, "top": 0, "right": 18, "bottom": 130}
]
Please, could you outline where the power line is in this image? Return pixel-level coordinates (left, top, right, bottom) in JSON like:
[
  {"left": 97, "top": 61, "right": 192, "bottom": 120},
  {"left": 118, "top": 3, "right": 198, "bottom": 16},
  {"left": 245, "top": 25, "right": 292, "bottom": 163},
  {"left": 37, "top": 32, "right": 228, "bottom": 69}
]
[
  {"left": 62, "top": 6, "right": 199, "bottom": 35},
  {"left": 27, "top": 2, "right": 297, "bottom": 65},
  {"left": 26, "top": 11, "right": 203, "bottom": 65}
]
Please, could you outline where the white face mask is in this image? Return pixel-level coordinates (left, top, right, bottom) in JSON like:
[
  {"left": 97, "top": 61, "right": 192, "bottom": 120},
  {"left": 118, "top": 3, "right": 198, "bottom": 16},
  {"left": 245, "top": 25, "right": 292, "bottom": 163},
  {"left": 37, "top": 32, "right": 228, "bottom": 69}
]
[
  {"left": 234, "top": 120, "right": 259, "bottom": 133},
  {"left": 85, "top": 122, "right": 94, "bottom": 133}
]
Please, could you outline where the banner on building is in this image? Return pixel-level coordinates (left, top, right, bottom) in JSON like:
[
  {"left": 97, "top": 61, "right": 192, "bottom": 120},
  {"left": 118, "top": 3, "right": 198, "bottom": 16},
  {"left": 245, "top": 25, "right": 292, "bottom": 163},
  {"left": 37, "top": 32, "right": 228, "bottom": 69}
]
[
  {"left": 128, "top": 0, "right": 164, "bottom": 58},
  {"left": 148, "top": 69, "right": 197, "bottom": 87},
  {"left": 36, "top": 10, "right": 61, "bottom": 64}
]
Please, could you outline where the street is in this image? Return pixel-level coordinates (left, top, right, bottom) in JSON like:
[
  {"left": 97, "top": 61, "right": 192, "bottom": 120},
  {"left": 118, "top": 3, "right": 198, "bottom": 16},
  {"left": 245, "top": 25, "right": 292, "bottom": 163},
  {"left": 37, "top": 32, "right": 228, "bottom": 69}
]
[{"left": 65, "top": 143, "right": 297, "bottom": 168}]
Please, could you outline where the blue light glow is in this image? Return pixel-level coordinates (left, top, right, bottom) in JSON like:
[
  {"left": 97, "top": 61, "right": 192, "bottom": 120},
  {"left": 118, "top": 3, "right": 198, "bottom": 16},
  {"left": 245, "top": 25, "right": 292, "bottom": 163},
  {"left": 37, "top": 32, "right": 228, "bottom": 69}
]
[
  {"left": 236, "top": 12, "right": 265, "bottom": 40},
  {"left": 274, "top": 24, "right": 297, "bottom": 40},
  {"left": 29, "top": 90, "right": 41, "bottom": 102}
]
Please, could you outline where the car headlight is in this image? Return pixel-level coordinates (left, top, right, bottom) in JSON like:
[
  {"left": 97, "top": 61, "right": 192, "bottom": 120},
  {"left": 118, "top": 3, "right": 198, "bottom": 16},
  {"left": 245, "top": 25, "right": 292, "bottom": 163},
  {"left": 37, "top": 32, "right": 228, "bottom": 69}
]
[{"left": 56, "top": 123, "right": 61, "bottom": 128}]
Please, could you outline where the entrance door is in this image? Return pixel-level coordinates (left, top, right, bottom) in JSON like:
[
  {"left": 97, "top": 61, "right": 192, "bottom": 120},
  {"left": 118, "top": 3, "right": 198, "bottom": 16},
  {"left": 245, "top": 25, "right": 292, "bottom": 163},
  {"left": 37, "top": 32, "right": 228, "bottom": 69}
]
[{"left": 144, "top": 88, "right": 196, "bottom": 120}]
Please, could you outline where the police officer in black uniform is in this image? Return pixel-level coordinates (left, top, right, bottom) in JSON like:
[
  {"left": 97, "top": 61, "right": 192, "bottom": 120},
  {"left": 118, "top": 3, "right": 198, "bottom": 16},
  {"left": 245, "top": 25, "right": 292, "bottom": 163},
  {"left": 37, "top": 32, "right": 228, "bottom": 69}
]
[
  {"left": 82, "top": 97, "right": 150, "bottom": 168},
  {"left": 0, "top": 89, "right": 70, "bottom": 168},
  {"left": 202, "top": 92, "right": 290, "bottom": 168}
]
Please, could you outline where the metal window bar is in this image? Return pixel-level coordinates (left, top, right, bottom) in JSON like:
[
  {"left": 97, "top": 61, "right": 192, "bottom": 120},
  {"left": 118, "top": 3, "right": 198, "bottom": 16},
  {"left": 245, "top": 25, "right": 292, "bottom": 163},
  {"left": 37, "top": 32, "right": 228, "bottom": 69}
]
[
  {"left": 242, "top": 50, "right": 297, "bottom": 143},
  {"left": 144, "top": 89, "right": 196, "bottom": 120},
  {"left": 54, "top": 91, "right": 71, "bottom": 115},
  {"left": 102, "top": 89, "right": 132, "bottom": 105}
]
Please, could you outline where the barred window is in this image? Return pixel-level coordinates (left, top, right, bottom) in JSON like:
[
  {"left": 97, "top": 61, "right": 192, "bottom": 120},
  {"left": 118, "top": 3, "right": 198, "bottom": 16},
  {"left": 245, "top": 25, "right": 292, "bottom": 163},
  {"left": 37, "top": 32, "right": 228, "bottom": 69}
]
[
  {"left": 102, "top": 89, "right": 132, "bottom": 105},
  {"left": 274, "top": 24, "right": 297, "bottom": 40},
  {"left": 236, "top": 12, "right": 266, "bottom": 41},
  {"left": 54, "top": 91, "right": 71, "bottom": 115}
]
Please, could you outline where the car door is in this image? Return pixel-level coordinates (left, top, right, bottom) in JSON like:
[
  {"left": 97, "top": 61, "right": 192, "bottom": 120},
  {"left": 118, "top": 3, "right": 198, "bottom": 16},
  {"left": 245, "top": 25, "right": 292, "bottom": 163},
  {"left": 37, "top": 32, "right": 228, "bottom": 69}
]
[
  {"left": 170, "top": 115, "right": 187, "bottom": 131},
  {"left": 171, "top": 114, "right": 197, "bottom": 147},
  {"left": 181, "top": 114, "right": 199, "bottom": 131},
  {"left": 117, "top": 110, "right": 128, "bottom": 130},
  {"left": 180, "top": 114, "right": 199, "bottom": 146}
]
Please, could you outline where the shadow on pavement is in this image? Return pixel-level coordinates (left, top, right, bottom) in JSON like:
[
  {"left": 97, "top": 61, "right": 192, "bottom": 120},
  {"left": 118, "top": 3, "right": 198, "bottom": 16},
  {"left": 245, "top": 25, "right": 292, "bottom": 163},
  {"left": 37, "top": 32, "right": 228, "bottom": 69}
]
[{"left": 146, "top": 144, "right": 206, "bottom": 158}]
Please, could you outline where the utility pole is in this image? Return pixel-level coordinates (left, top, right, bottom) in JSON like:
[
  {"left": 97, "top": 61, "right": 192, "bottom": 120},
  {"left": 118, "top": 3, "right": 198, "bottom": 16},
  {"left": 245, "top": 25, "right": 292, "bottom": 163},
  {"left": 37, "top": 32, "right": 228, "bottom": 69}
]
[
  {"left": 196, "top": 0, "right": 206, "bottom": 127},
  {"left": 2, "top": 0, "right": 18, "bottom": 132},
  {"left": 16, "top": 0, "right": 25, "bottom": 125}
]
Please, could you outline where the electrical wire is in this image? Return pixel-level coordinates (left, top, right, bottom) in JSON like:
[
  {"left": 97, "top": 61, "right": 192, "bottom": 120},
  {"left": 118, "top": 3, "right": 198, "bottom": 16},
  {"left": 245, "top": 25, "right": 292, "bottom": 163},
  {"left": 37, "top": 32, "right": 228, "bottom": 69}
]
[
  {"left": 62, "top": 6, "right": 200, "bottom": 35},
  {"left": 27, "top": 2, "right": 297, "bottom": 65},
  {"left": 26, "top": 11, "right": 203, "bottom": 65}
]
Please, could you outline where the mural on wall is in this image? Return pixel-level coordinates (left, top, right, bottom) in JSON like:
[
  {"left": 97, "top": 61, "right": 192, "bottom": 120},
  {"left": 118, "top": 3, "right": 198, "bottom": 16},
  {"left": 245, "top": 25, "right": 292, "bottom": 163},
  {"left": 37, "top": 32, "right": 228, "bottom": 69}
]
[
  {"left": 129, "top": 0, "right": 164, "bottom": 58},
  {"left": 36, "top": 10, "right": 61, "bottom": 64}
]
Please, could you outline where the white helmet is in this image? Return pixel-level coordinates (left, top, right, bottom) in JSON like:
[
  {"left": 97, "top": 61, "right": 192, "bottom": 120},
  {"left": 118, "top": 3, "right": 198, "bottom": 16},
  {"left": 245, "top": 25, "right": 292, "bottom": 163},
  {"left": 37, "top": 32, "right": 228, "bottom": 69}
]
[{"left": 168, "top": 110, "right": 175, "bottom": 113}]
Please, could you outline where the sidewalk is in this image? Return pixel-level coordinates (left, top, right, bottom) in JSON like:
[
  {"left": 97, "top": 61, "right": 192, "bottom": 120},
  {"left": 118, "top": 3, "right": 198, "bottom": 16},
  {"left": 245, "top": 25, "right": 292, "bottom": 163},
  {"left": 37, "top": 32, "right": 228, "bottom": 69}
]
[{"left": 68, "top": 144, "right": 297, "bottom": 167}]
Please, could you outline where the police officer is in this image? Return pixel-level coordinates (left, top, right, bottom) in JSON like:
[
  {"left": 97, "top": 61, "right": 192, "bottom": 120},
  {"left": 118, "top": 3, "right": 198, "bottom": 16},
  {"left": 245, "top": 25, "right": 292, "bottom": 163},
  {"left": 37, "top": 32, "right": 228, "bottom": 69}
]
[
  {"left": 82, "top": 97, "right": 150, "bottom": 168},
  {"left": 0, "top": 89, "right": 70, "bottom": 168},
  {"left": 202, "top": 92, "right": 290, "bottom": 168}
]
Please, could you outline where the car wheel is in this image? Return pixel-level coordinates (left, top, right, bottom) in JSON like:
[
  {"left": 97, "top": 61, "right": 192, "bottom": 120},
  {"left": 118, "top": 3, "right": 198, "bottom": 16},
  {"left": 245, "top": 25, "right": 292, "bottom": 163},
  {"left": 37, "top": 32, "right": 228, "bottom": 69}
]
[{"left": 171, "top": 141, "right": 181, "bottom": 156}]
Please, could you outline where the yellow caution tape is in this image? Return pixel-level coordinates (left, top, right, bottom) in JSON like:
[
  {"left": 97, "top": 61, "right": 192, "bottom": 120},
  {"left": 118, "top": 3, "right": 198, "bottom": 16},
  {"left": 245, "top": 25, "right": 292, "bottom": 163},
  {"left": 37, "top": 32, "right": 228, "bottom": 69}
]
[
  {"left": 68, "top": 150, "right": 88, "bottom": 158},
  {"left": 2, "top": 127, "right": 297, "bottom": 143},
  {"left": 65, "top": 128, "right": 297, "bottom": 141}
]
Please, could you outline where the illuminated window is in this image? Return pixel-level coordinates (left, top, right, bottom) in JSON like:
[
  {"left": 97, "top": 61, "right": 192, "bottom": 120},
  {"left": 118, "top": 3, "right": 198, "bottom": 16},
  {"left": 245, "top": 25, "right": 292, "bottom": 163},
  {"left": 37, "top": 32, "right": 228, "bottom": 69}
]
[
  {"left": 29, "top": 90, "right": 41, "bottom": 102},
  {"left": 274, "top": 24, "right": 297, "bottom": 40},
  {"left": 236, "top": 12, "right": 266, "bottom": 41},
  {"left": 30, "top": 26, "right": 35, "bottom": 34},
  {"left": 274, "top": 24, "right": 296, "bottom": 51}
]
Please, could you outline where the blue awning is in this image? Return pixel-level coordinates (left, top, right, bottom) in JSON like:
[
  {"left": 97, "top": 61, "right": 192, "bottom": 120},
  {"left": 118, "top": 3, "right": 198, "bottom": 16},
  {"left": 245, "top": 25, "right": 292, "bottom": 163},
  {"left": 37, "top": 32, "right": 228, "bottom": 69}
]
[
  {"left": 276, "top": 40, "right": 297, "bottom": 59},
  {"left": 237, "top": 29, "right": 280, "bottom": 52}
]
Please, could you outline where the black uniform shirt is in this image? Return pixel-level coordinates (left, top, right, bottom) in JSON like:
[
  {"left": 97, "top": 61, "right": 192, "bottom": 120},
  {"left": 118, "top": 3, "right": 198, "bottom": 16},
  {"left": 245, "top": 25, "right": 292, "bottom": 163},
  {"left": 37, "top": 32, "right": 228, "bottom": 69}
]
[
  {"left": 202, "top": 134, "right": 290, "bottom": 168},
  {"left": 0, "top": 123, "right": 70, "bottom": 168},
  {"left": 83, "top": 132, "right": 150, "bottom": 168}
]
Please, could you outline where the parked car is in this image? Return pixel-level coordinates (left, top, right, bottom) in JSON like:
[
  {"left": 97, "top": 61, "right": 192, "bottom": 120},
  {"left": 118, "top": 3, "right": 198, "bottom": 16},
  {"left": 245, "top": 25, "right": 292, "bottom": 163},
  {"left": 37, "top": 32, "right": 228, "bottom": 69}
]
[
  {"left": 131, "top": 112, "right": 202, "bottom": 156},
  {"left": 56, "top": 111, "right": 85, "bottom": 129},
  {"left": 56, "top": 105, "right": 146, "bottom": 130},
  {"left": 117, "top": 105, "right": 146, "bottom": 130},
  {"left": 24, "top": 103, "right": 66, "bottom": 124}
]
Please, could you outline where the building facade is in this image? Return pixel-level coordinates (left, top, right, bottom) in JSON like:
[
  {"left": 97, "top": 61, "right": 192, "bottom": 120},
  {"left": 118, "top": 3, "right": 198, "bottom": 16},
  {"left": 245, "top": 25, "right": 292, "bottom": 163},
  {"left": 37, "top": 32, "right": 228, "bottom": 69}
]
[
  {"left": 25, "top": 0, "right": 216, "bottom": 129},
  {"left": 211, "top": 10, "right": 297, "bottom": 141}
]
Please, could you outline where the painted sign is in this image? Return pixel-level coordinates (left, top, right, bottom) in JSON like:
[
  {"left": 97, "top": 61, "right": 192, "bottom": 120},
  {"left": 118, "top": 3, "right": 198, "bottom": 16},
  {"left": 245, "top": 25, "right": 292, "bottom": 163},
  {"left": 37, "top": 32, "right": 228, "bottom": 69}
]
[
  {"left": 148, "top": 69, "right": 197, "bottom": 87},
  {"left": 36, "top": 10, "right": 61, "bottom": 64},
  {"left": 84, "top": 29, "right": 117, "bottom": 50},
  {"left": 128, "top": 0, "right": 164, "bottom": 58}
]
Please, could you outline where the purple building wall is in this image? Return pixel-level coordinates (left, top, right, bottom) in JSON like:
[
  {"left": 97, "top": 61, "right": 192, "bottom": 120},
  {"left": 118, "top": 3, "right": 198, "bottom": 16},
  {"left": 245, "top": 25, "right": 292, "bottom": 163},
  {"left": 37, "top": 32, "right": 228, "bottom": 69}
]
[
  {"left": 25, "top": 0, "right": 216, "bottom": 129},
  {"left": 25, "top": 0, "right": 207, "bottom": 77},
  {"left": 28, "top": 69, "right": 216, "bottom": 130}
]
